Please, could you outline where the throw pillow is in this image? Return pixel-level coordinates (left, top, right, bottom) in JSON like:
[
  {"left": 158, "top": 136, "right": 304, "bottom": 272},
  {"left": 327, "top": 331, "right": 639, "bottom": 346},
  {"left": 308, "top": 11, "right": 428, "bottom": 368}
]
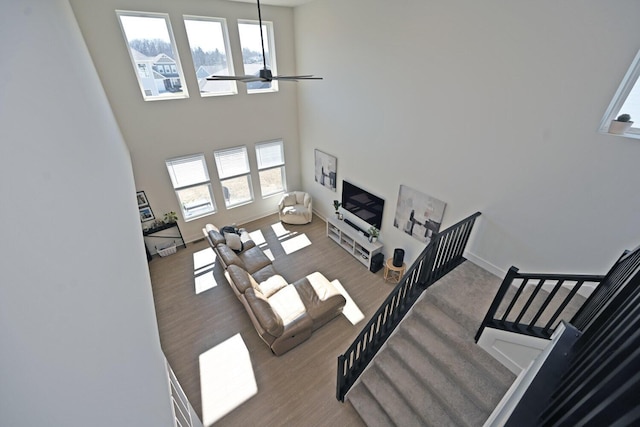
[
  {"left": 283, "top": 193, "right": 297, "bottom": 206},
  {"left": 258, "top": 275, "right": 288, "bottom": 298},
  {"left": 224, "top": 232, "right": 243, "bottom": 252}
]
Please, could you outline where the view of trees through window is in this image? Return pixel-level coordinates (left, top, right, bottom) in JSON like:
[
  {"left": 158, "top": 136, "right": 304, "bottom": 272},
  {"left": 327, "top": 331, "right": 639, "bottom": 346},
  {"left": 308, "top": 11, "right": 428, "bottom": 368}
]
[
  {"left": 117, "top": 12, "right": 188, "bottom": 100},
  {"left": 184, "top": 17, "right": 236, "bottom": 96}
]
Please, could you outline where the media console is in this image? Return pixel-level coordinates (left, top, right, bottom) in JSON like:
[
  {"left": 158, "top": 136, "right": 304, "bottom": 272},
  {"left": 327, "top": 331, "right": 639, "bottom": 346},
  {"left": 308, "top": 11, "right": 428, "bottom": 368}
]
[{"left": 326, "top": 215, "right": 383, "bottom": 271}]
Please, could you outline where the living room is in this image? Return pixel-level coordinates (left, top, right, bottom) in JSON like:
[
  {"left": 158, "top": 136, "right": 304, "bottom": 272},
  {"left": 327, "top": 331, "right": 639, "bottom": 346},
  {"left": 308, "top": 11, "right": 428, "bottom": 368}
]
[{"left": 3, "top": 0, "right": 640, "bottom": 426}]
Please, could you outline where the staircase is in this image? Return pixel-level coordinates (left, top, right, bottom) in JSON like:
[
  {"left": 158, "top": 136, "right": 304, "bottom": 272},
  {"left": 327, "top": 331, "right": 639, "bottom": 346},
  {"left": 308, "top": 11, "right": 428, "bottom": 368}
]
[{"left": 347, "top": 261, "right": 516, "bottom": 426}]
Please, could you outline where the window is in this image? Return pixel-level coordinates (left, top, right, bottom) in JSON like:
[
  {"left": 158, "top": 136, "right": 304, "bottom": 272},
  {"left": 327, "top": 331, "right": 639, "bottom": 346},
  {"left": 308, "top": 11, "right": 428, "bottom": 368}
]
[
  {"left": 256, "top": 140, "right": 286, "bottom": 197},
  {"left": 165, "top": 154, "right": 216, "bottom": 221},
  {"left": 238, "top": 20, "right": 278, "bottom": 93},
  {"left": 183, "top": 16, "right": 237, "bottom": 97},
  {"left": 600, "top": 48, "right": 640, "bottom": 137},
  {"left": 214, "top": 146, "right": 254, "bottom": 208},
  {"left": 117, "top": 11, "right": 189, "bottom": 101}
]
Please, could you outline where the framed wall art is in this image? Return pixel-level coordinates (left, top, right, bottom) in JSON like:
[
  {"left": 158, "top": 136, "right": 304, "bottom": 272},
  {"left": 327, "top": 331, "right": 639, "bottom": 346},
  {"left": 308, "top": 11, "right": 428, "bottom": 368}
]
[
  {"left": 393, "top": 185, "right": 446, "bottom": 244},
  {"left": 314, "top": 149, "right": 337, "bottom": 191}
]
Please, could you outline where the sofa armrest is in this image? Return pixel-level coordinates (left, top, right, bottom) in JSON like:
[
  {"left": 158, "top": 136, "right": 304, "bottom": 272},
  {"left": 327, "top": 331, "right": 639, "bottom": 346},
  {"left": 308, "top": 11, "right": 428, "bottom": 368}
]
[{"left": 242, "top": 240, "right": 256, "bottom": 251}]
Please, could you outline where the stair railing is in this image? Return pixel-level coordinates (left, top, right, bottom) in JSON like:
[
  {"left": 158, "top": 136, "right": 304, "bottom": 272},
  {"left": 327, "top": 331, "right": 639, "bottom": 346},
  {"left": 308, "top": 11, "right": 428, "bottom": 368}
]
[
  {"left": 475, "top": 244, "right": 640, "bottom": 343},
  {"left": 474, "top": 268, "right": 604, "bottom": 341},
  {"left": 336, "top": 212, "right": 481, "bottom": 402}
]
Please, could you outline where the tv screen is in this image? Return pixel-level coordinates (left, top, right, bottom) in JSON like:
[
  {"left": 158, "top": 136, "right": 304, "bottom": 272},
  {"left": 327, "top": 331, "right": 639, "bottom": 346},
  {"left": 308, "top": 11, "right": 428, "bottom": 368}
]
[{"left": 341, "top": 180, "right": 385, "bottom": 229}]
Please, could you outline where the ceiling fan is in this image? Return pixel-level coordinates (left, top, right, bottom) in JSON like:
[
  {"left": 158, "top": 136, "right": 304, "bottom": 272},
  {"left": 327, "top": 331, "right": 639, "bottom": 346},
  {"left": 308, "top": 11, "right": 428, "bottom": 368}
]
[{"left": 206, "top": 0, "right": 322, "bottom": 83}]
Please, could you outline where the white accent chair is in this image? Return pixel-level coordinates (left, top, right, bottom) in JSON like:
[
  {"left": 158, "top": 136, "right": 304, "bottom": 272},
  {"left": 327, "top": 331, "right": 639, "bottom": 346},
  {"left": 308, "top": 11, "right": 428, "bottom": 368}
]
[{"left": 278, "top": 191, "right": 312, "bottom": 224}]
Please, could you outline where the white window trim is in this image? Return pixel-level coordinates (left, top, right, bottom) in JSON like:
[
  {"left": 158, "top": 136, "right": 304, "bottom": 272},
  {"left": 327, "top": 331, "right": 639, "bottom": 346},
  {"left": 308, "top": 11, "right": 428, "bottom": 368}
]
[
  {"left": 214, "top": 146, "right": 254, "bottom": 209},
  {"left": 165, "top": 153, "right": 216, "bottom": 221},
  {"left": 256, "top": 139, "right": 287, "bottom": 198},
  {"left": 238, "top": 19, "right": 279, "bottom": 94},
  {"left": 183, "top": 15, "right": 238, "bottom": 97},
  {"left": 599, "top": 48, "right": 640, "bottom": 140},
  {"left": 116, "top": 10, "right": 190, "bottom": 101}
]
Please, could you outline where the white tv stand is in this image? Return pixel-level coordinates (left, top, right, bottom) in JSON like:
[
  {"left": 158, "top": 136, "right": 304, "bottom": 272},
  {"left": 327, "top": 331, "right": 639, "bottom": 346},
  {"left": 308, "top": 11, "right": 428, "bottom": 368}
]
[{"left": 326, "top": 216, "right": 383, "bottom": 271}]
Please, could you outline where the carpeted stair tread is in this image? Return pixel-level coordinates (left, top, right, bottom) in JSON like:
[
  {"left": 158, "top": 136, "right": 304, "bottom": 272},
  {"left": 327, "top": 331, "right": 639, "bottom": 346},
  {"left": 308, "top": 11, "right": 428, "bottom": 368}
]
[
  {"left": 390, "top": 332, "right": 488, "bottom": 427},
  {"left": 427, "top": 262, "right": 502, "bottom": 332},
  {"left": 401, "top": 306, "right": 514, "bottom": 412},
  {"left": 374, "top": 349, "right": 452, "bottom": 426},
  {"left": 347, "top": 382, "right": 395, "bottom": 427},
  {"left": 411, "top": 298, "right": 516, "bottom": 391},
  {"left": 359, "top": 365, "right": 424, "bottom": 427}
]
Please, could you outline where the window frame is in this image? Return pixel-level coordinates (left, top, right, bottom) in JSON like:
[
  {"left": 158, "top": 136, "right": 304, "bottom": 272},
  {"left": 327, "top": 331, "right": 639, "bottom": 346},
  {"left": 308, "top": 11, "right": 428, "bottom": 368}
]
[
  {"left": 237, "top": 19, "right": 279, "bottom": 94},
  {"left": 165, "top": 153, "right": 216, "bottom": 221},
  {"left": 116, "top": 10, "right": 189, "bottom": 101},
  {"left": 213, "top": 146, "right": 254, "bottom": 209},
  {"left": 255, "top": 139, "right": 287, "bottom": 198},
  {"left": 599, "top": 48, "right": 640, "bottom": 138},
  {"left": 183, "top": 15, "right": 238, "bottom": 97}
]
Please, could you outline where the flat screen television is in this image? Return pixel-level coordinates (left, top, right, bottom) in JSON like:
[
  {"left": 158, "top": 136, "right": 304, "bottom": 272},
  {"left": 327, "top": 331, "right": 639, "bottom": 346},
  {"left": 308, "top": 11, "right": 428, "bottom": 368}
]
[{"left": 341, "top": 180, "right": 385, "bottom": 229}]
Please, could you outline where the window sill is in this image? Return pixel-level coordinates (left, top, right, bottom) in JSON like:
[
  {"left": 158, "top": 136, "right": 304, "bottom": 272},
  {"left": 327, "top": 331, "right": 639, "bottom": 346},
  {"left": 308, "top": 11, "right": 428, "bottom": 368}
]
[{"left": 600, "top": 131, "right": 640, "bottom": 140}]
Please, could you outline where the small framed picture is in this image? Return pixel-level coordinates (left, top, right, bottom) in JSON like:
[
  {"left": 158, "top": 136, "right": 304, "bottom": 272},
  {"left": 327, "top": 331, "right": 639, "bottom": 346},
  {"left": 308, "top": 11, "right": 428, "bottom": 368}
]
[
  {"left": 136, "top": 191, "right": 149, "bottom": 207},
  {"left": 139, "top": 206, "right": 155, "bottom": 222}
]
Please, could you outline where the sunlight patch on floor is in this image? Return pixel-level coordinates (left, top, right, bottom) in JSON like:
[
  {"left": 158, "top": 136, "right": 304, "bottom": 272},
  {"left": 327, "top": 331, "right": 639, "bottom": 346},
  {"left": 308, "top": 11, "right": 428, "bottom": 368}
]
[
  {"left": 331, "top": 280, "right": 365, "bottom": 325},
  {"left": 193, "top": 247, "right": 216, "bottom": 271},
  {"left": 263, "top": 248, "right": 275, "bottom": 261},
  {"left": 199, "top": 334, "right": 257, "bottom": 426},
  {"left": 195, "top": 271, "right": 218, "bottom": 294},
  {"left": 194, "top": 247, "right": 218, "bottom": 294},
  {"left": 271, "top": 222, "right": 298, "bottom": 238},
  {"left": 248, "top": 229, "right": 266, "bottom": 246},
  {"left": 280, "top": 234, "right": 312, "bottom": 255}
]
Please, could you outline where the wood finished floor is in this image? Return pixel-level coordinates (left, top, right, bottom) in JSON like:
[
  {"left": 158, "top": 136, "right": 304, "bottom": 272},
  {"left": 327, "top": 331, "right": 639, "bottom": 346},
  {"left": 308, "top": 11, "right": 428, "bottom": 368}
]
[{"left": 149, "top": 213, "right": 396, "bottom": 426}]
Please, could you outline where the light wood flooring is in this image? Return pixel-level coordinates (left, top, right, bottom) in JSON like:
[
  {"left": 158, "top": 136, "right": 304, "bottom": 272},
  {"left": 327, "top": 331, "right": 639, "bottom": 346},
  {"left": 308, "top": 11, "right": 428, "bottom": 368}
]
[{"left": 148, "top": 213, "right": 396, "bottom": 426}]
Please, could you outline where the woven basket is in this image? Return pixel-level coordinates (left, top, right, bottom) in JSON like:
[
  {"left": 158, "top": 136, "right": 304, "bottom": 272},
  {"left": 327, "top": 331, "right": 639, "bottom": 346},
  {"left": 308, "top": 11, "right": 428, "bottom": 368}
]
[{"left": 156, "top": 242, "right": 177, "bottom": 257}]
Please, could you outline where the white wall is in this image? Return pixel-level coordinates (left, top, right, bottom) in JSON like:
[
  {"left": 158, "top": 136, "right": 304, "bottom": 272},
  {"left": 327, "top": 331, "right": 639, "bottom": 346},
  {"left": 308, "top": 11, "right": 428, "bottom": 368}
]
[
  {"left": 0, "top": 1, "right": 173, "bottom": 426},
  {"left": 69, "top": 0, "right": 302, "bottom": 242},
  {"left": 295, "top": 0, "right": 640, "bottom": 275}
]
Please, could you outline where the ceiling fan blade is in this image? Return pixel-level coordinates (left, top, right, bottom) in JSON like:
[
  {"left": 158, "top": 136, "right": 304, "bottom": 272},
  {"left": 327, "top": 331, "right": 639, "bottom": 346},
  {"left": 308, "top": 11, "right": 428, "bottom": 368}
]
[
  {"left": 206, "top": 75, "right": 257, "bottom": 81},
  {"left": 273, "top": 75, "right": 324, "bottom": 81}
]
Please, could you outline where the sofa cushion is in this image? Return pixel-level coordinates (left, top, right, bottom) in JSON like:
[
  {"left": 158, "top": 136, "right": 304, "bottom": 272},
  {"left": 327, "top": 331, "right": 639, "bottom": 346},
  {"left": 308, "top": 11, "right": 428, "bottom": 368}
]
[
  {"left": 239, "top": 246, "right": 272, "bottom": 274},
  {"left": 283, "top": 193, "right": 297, "bottom": 206},
  {"left": 258, "top": 275, "right": 288, "bottom": 298},
  {"left": 268, "top": 285, "right": 307, "bottom": 326},
  {"left": 295, "top": 192, "right": 305, "bottom": 204},
  {"left": 251, "top": 264, "right": 278, "bottom": 284},
  {"left": 227, "top": 264, "right": 259, "bottom": 294},
  {"left": 245, "top": 288, "right": 284, "bottom": 337}
]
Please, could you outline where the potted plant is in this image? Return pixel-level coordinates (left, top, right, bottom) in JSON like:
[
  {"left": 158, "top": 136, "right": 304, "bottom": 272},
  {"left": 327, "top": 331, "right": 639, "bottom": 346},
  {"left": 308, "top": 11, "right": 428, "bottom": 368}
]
[
  {"left": 367, "top": 226, "right": 380, "bottom": 243},
  {"left": 164, "top": 211, "right": 178, "bottom": 223},
  {"left": 609, "top": 113, "right": 634, "bottom": 135},
  {"left": 333, "top": 200, "right": 342, "bottom": 218}
]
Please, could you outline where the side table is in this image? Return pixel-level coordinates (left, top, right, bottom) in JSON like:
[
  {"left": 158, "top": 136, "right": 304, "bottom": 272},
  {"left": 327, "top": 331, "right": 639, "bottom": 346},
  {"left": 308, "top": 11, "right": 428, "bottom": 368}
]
[{"left": 384, "top": 258, "right": 406, "bottom": 283}]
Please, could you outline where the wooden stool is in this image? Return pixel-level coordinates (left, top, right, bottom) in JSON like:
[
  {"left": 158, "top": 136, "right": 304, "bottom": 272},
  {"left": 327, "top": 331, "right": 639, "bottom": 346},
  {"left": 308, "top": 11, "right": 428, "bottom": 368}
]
[{"left": 384, "top": 258, "right": 406, "bottom": 283}]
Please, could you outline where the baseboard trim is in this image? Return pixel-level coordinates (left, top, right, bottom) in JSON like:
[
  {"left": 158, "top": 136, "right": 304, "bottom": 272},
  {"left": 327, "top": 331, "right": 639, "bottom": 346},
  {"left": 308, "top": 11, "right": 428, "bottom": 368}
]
[{"left": 464, "top": 250, "right": 506, "bottom": 278}]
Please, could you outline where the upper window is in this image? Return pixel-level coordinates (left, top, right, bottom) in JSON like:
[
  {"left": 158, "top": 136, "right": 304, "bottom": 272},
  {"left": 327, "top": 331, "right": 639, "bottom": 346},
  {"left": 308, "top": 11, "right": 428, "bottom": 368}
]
[
  {"left": 255, "top": 140, "right": 286, "bottom": 197},
  {"left": 238, "top": 20, "right": 278, "bottom": 93},
  {"left": 600, "top": 48, "right": 640, "bottom": 137},
  {"left": 165, "top": 154, "right": 216, "bottom": 221},
  {"left": 117, "top": 11, "right": 189, "bottom": 101},
  {"left": 183, "top": 16, "right": 237, "bottom": 97},
  {"left": 214, "top": 147, "right": 254, "bottom": 208}
]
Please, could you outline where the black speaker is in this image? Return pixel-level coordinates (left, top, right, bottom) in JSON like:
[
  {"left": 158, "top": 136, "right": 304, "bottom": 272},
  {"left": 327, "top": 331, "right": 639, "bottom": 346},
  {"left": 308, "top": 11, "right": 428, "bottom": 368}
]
[
  {"left": 370, "top": 253, "right": 384, "bottom": 273},
  {"left": 393, "top": 248, "right": 405, "bottom": 267}
]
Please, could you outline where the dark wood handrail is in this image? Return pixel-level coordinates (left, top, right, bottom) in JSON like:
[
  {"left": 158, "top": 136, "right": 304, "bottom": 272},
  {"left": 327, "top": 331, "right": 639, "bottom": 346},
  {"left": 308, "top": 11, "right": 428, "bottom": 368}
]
[
  {"left": 336, "top": 212, "right": 481, "bottom": 401},
  {"left": 475, "top": 269, "right": 604, "bottom": 341}
]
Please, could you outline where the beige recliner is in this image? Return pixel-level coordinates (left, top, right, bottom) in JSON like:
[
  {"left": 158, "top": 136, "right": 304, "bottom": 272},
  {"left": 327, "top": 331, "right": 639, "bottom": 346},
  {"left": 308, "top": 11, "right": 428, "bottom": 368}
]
[{"left": 278, "top": 191, "right": 312, "bottom": 224}]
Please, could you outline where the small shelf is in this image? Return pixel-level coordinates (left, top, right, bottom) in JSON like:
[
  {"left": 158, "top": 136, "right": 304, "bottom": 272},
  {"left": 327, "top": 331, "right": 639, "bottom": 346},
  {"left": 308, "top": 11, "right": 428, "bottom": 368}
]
[{"left": 326, "top": 216, "right": 383, "bottom": 271}]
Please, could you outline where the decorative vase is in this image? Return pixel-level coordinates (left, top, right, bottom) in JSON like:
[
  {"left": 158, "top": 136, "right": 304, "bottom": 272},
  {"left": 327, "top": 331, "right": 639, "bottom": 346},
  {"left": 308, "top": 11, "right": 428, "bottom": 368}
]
[{"left": 608, "top": 120, "right": 634, "bottom": 135}]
